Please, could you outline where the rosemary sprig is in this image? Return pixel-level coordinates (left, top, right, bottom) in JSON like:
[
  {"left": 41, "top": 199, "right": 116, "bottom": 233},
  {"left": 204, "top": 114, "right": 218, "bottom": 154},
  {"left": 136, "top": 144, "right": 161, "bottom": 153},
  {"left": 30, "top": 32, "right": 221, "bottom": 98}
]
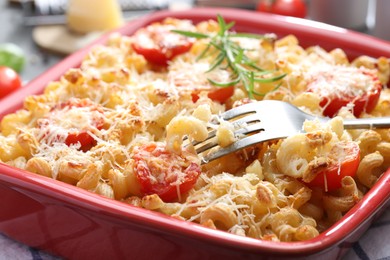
[{"left": 171, "top": 15, "right": 285, "bottom": 99}]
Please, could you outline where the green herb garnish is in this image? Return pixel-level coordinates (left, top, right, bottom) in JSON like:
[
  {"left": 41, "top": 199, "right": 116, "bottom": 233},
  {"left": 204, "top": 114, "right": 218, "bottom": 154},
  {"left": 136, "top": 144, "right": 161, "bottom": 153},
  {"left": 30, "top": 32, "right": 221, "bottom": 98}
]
[{"left": 172, "top": 15, "right": 285, "bottom": 99}]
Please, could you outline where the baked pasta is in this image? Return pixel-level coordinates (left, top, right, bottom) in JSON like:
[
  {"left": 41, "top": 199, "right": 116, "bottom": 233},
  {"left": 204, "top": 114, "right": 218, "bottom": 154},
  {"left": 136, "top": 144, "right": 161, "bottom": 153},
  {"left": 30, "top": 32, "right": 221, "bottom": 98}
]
[{"left": 1, "top": 16, "right": 389, "bottom": 242}]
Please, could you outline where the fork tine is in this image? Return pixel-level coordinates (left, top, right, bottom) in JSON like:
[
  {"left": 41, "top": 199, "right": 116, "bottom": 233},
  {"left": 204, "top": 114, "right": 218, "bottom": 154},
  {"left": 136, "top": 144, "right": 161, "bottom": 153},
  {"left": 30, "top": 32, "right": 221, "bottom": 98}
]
[
  {"left": 228, "top": 113, "right": 260, "bottom": 125},
  {"left": 235, "top": 122, "right": 264, "bottom": 135},
  {"left": 221, "top": 103, "right": 258, "bottom": 120},
  {"left": 191, "top": 113, "right": 261, "bottom": 147},
  {"left": 191, "top": 129, "right": 217, "bottom": 146},
  {"left": 194, "top": 122, "right": 265, "bottom": 154},
  {"left": 194, "top": 138, "right": 219, "bottom": 154},
  {"left": 195, "top": 101, "right": 293, "bottom": 163},
  {"left": 200, "top": 131, "right": 287, "bottom": 163}
]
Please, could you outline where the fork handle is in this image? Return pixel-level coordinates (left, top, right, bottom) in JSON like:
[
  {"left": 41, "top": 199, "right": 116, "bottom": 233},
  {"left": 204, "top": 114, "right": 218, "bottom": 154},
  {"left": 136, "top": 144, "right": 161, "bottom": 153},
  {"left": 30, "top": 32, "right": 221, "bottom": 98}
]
[{"left": 343, "top": 117, "right": 390, "bottom": 129}]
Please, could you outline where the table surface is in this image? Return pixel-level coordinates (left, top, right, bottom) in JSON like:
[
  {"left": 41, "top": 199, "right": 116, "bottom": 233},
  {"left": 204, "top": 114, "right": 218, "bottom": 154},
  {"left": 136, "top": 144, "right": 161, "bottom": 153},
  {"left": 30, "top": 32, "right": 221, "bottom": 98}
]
[
  {"left": 0, "top": 1, "right": 62, "bottom": 82},
  {"left": 1, "top": 1, "right": 389, "bottom": 259}
]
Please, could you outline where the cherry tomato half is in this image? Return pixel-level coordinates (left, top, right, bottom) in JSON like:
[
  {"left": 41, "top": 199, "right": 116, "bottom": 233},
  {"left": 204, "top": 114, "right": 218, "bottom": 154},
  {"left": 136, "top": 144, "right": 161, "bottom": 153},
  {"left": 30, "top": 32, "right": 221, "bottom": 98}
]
[
  {"left": 132, "top": 23, "right": 194, "bottom": 66},
  {"left": 0, "top": 66, "right": 22, "bottom": 99},
  {"left": 257, "top": 0, "right": 307, "bottom": 18},
  {"left": 306, "top": 66, "right": 382, "bottom": 118},
  {"left": 191, "top": 86, "right": 235, "bottom": 104},
  {"left": 132, "top": 142, "right": 201, "bottom": 202},
  {"left": 306, "top": 141, "right": 360, "bottom": 192},
  {"left": 38, "top": 98, "right": 105, "bottom": 151}
]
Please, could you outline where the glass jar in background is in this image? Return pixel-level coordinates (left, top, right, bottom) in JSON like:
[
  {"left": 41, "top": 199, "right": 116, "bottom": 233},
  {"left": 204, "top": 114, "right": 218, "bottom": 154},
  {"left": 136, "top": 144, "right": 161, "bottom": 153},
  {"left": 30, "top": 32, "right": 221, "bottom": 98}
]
[
  {"left": 308, "top": 0, "right": 369, "bottom": 30},
  {"left": 373, "top": 0, "right": 390, "bottom": 41},
  {"left": 67, "top": 0, "right": 124, "bottom": 34}
]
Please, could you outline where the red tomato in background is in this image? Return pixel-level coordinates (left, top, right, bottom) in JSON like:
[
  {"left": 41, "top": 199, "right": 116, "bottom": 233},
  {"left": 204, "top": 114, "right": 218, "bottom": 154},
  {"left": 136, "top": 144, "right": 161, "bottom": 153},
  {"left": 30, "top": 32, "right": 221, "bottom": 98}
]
[
  {"left": 0, "top": 66, "right": 22, "bottom": 99},
  {"left": 306, "top": 141, "right": 360, "bottom": 192},
  {"left": 306, "top": 67, "right": 382, "bottom": 118},
  {"left": 132, "top": 23, "right": 194, "bottom": 66},
  {"left": 38, "top": 98, "right": 105, "bottom": 151},
  {"left": 257, "top": 0, "right": 307, "bottom": 18},
  {"left": 132, "top": 142, "right": 201, "bottom": 202}
]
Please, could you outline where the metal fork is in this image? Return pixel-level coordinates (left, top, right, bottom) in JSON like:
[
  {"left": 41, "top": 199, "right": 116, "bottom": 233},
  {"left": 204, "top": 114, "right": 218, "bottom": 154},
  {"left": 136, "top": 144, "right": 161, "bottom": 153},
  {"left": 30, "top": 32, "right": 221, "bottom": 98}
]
[{"left": 193, "top": 100, "right": 390, "bottom": 163}]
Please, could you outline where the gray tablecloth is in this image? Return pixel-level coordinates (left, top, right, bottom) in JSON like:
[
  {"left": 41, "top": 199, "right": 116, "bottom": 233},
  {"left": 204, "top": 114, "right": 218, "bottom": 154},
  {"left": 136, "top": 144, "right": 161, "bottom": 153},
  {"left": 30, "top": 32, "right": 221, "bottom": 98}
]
[{"left": 0, "top": 207, "right": 389, "bottom": 259}]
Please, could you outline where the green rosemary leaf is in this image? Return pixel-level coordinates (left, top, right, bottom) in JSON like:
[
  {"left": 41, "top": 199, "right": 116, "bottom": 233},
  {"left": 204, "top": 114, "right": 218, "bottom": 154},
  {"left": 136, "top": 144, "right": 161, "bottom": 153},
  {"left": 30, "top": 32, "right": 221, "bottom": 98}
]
[
  {"left": 172, "top": 15, "right": 286, "bottom": 99},
  {"left": 170, "top": 30, "right": 209, "bottom": 39},
  {"left": 252, "top": 70, "right": 277, "bottom": 77},
  {"left": 229, "top": 45, "right": 263, "bottom": 70},
  {"left": 208, "top": 77, "right": 241, "bottom": 87},
  {"left": 247, "top": 71, "right": 255, "bottom": 99},
  {"left": 207, "top": 52, "right": 226, "bottom": 72},
  {"left": 246, "top": 62, "right": 265, "bottom": 72},
  {"left": 225, "top": 21, "right": 235, "bottom": 32},
  {"left": 234, "top": 47, "right": 244, "bottom": 64},
  {"left": 209, "top": 41, "right": 224, "bottom": 51},
  {"left": 228, "top": 33, "right": 266, "bottom": 39},
  {"left": 197, "top": 43, "right": 212, "bottom": 61},
  {"left": 253, "top": 73, "right": 286, "bottom": 83},
  {"left": 216, "top": 15, "right": 226, "bottom": 35}
]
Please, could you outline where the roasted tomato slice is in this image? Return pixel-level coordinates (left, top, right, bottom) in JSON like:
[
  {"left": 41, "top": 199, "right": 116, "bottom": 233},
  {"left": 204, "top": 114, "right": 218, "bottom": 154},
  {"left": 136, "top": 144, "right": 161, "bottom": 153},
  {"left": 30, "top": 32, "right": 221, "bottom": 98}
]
[
  {"left": 37, "top": 98, "right": 105, "bottom": 151},
  {"left": 191, "top": 86, "right": 235, "bottom": 104},
  {"left": 306, "top": 66, "right": 382, "bottom": 118},
  {"left": 306, "top": 141, "right": 360, "bottom": 192},
  {"left": 169, "top": 62, "right": 235, "bottom": 104},
  {"left": 132, "top": 22, "right": 194, "bottom": 66},
  {"left": 132, "top": 142, "right": 201, "bottom": 202}
]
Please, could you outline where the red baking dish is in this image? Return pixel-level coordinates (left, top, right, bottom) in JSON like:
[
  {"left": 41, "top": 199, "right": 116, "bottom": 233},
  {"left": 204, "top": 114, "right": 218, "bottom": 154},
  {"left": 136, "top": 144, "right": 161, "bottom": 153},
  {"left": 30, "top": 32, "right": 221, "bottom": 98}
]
[{"left": 0, "top": 8, "right": 390, "bottom": 260}]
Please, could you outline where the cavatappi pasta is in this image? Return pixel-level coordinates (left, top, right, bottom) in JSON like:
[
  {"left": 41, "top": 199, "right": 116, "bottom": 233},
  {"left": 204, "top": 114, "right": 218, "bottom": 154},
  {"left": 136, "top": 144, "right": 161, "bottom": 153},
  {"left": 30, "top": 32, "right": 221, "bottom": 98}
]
[{"left": 1, "top": 17, "right": 389, "bottom": 242}]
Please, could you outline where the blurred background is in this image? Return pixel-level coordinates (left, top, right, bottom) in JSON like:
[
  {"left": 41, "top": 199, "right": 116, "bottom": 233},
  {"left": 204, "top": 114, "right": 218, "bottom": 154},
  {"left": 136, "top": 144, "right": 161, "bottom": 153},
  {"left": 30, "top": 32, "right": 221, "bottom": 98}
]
[{"left": 1, "top": 0, "right": 387, "bottom": 83}]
